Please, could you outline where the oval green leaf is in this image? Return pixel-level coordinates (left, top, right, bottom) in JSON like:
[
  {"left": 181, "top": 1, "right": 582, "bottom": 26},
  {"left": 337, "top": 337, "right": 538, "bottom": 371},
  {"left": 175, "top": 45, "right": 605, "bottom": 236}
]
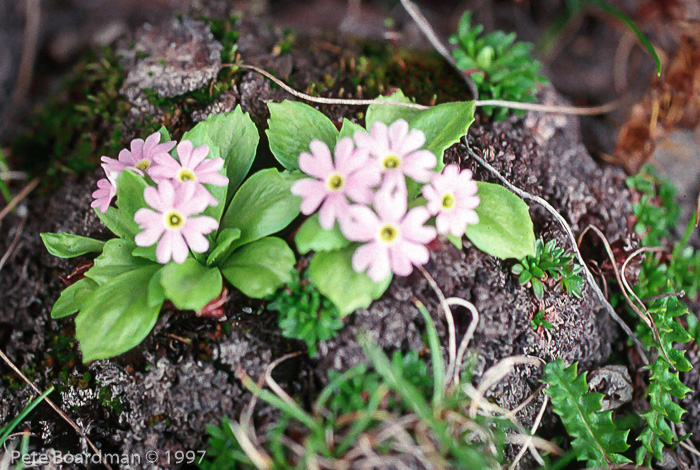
[
  {"left": 266, "top": 100, "right": 338, "bottom": 170},
  {"left": 221, "top": 237, "right": 295, "bottom": 298},
  {"left": 295, "top": 214, "right": 350, "bottom": 255},
  {"left": 309, "top": 245, "right": 391, "bottom": 316},
  {"left": 464, "top": 182, "right": 536, "bottom": 259},
  {"left": 76, "top": 265, "right": 162, "bottom": 362},
  {"left": 160, "top": 258, "right": 223, "bottom": 312},
  {"left": 41, "top": 233, "right": 104, "bottom": 258}
]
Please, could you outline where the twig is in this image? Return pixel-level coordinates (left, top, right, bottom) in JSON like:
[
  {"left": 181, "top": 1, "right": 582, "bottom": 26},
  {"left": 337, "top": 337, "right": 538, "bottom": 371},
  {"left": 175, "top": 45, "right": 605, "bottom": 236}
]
[
  {"left": 0, "top": 178, "right": 39, "bottom": 224},
  {"left": 0, "top": 347, "right": 113, "bottom": 470},
  {"left": 476, "top": 99, "right": 620, "bottom": 115},
  {"left": 225, "top": 63, "right": 429, "bottom": 109},
  {"left": 226, "top": 63, "right": 620, "bottom": 116},
  {"left": 446, "top": 297, "right": 479, "bottom": 387},
  {"left": 416, "top": 265, "right": 457, "bottom": 386},
  {"left": 464, "top": 140, "right": 649, "bottom": 365},
  {"left": 642, "top": 291, "right": 685, "bottom": 304},
  {"left": 398, "top": 0, "right": 479, "bottom": 99},
  {"left": 578, "top": 227, "right": 669, "bottom": 367}
]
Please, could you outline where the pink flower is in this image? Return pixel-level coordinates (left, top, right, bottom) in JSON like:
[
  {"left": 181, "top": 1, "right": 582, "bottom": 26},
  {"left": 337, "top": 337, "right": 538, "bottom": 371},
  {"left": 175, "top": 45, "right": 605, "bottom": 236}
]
[
  {"left": 291, "top": 137, "right": 381, "bottom": 230},
  {"left": 354, "top": 119, "right": 437, "bottom": 190},
  {"left": 101, "top": 132, "right": 176, "bottom": 180},
  {"left": 92, "top": 133, "right": 175, "bottom": 213},
  {"left": 342, "top": 184, "right": 437, "bottom": 282},
  {"left": 422, "top": 164, "right": 480, "bottom": 237},
  {"left": 134, "top": 180, "right": 218, "bottom": 264},
  {"left": 91, "top": 176, "right": 116, "bottom": 213},
  {"left": 149, "top": 140, "right": 228, "bottom": 206}
]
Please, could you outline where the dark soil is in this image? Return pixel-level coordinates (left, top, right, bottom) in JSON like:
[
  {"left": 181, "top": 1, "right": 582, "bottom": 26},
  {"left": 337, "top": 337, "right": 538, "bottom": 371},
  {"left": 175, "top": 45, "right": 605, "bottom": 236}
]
[{"left": 0, "top": 7, "right": 687, "bottom": 470}]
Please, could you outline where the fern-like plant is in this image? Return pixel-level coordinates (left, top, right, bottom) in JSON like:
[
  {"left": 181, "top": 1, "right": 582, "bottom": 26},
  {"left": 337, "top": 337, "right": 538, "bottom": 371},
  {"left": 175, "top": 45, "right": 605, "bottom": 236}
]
[
  {"left": 449, "top": 12, "right": 548, "bottom": 120},
  {"left": 543, "top": 359, "right": 631, "bottom": 468},
  {"left": 625, "top": 166, "right": 697, "bottom": 465}
]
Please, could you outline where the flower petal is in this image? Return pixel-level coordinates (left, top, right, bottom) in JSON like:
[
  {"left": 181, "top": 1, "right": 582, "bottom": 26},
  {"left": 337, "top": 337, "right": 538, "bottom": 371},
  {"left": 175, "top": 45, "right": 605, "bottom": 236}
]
[{"left": 291, "top": 179, "right": 327, "bottom": 215}]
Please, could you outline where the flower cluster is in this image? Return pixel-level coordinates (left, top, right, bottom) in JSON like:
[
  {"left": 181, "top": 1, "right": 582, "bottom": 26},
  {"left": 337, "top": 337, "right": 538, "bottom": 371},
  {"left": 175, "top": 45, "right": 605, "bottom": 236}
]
[
  {"left": 292, "top": 119, "right": 480, "bottom": 282},
  {"left": 92, "top": 132, "right": 228, "bottom": 264}
]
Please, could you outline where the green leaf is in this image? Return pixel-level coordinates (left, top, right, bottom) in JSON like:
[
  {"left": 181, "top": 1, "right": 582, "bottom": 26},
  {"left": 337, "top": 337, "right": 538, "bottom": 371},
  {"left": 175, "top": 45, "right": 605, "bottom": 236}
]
[
  {"left": 221, "top": 237, "right": 295, "bottom": 298},
  {"left": 365, "top": 91, "right": 475, "bottom": 169},
  {"left": 309, "top": 245, "right": 391, "bottom": 316},
  {"left": 220, "top": 169, "right": 302, "bottom": 252},
  {"left": 40, "top": 233, "right": 104, "bottom": 258},
  {"left": 338, "top": 118, "right": 365, "bottom": 140},
  {"left": 410, "top": 101, "right": 475, "bottom": 169},
  {"left": 50, "top": 277, "right": 99, "bottom": 319},
  {"left": 464, "top": 182, "right": 535, "bottom": 259},
  {"left": 157, "top": 126, "right": 171, "bottom": 143},
  {"left": 160, "top": 258, "right": 223, "bottom": 311},
  {"left": 113, "top": 169, "right": 149, "bottom": 240},
  {"left": 182, "top": 106, "right": 259, "bottom": 199},
  {"left": 295, "top": 214, "right": 351, "bottom": 255},
  {"left": 266, "top": 100, "right": 338, "bottom": 170},
  {"left": 95, "top": 207, "right": 133, "bottom": 239},
  {"left": 365, "top": 90, "right": 423, "bottom": 128},
  {"left": 147, "top": 268, "right": 166, "bottom": 308},
  {"left": 85, "top": 239, "right": 153, "bottom": 285},
  {"left": 206, "top": 228, "right": 242, "bottom": 267},
  {"left": 543, "top": 359, "right": 631, "bottom": 468},
  {"left": 75, "top": 265, "right": 163, "bottom": 361}
]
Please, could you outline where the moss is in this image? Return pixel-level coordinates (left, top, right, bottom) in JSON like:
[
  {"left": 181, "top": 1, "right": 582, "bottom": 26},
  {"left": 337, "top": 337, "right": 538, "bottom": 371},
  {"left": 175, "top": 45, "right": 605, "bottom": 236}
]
[
  {"left": 11, "top": 47, "right": 130, "bottom": 181},
  {"left": 342, "top": 41, "right": 469, "bottom": 107}
]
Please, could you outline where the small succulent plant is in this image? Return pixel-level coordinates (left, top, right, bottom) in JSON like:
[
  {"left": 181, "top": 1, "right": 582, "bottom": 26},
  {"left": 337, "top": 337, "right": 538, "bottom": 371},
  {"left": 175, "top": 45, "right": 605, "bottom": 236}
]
[
  {"left": 450, "top": 12, "right": 548, "bottom": 120},
  {"left": 512, "top": 238, "right": 584, "bottom": 299},
  {"left": 267, "top": 270, "right": 343, "bottom": 356}
]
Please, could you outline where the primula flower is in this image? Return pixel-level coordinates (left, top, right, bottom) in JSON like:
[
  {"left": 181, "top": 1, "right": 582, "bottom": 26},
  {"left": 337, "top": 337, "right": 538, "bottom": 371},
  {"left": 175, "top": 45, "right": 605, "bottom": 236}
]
[
  {"left": 422, "top": 164, "right": 480, "bottom": 237},
  {"left": 342, "top": 184, "right": 437, "bottom": 282},
  {"left": 149, "top": 140, "right": 228, "bottom": 206},
  {"left": 354, "top": 119, "right": 437, "bottom": 190},
  {"left": 291, "top": 137, "right": 380, "bottom": 230},
  {"left": 101, "top": 132, "right": 176, "bottom": 179},
  {"left": 134, "top": 180, "right": 218, "bottom": 264},
  {"left": 91, "top": 175, "right": 117, "bottom": 213},
  {"left": 92, "top": 133, "right": 175, "bottom": 212}
]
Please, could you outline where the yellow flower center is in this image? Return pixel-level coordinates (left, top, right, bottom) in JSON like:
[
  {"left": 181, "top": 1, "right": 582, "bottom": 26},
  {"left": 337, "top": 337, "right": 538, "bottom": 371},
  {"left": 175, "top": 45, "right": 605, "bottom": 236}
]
[
  {"left": 135, "top": 159, "right": 151, "bottom": 171},
  {"left": 441, "top": 193, "right": 456, "bottom": 210},
  {"left": 164, "top": 211, "right": 185, "bottom": 229},
  {"left": 177, "top": 168, "right": 197, "bottom": 182},
  {"left": 382, "top": 154, "right": 401, "bottom": 170},
  {"left": 326, "top": 173, "right": 345, "bottom": 191},
  {"left": 378, "top": 224, "right": 400, "bottom": 244}
]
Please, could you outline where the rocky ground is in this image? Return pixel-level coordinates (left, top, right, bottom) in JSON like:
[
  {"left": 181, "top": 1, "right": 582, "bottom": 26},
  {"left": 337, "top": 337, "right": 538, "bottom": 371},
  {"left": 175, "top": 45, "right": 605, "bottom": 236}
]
[{"left": 0, "top": 2, "right": 697, "bottom": 470}]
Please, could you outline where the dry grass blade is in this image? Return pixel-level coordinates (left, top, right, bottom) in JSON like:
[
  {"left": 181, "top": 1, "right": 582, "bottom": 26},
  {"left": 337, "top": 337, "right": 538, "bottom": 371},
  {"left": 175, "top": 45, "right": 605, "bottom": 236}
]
[
  {"left": 464, "top": 140, "right": 649, "bottom": 365},
  {"left": 476, "top": 99, "right": 619, "bottom": 115},
  {"left": 446, "top": 297, "right": 479, "bottom": 387},
  {"left": 416, "top": 265, "right": 457, "bottom": 386},
  {"left": 229, "top": 420, "right": 273, "bottom": 470},
  {"left": 509, "top": 395, "right": 549, "bottom": 469},
  {"left": 0, "top": 214, "right": 26, "bottom": 274},
  {"left": 264, "top": 352, "right": 303, "bottom": 409},
  {"left": 578, "top": 226, "right": 672, "bottom": 368},
  {"left": 468, "top": 355, "right": 544, "bottom": 418},
  {"left": 0, "top": 178, "right": 39, "bottom": 225},
  {"left": 0, "top": 348, "right": 113, "bottom": 470}
]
